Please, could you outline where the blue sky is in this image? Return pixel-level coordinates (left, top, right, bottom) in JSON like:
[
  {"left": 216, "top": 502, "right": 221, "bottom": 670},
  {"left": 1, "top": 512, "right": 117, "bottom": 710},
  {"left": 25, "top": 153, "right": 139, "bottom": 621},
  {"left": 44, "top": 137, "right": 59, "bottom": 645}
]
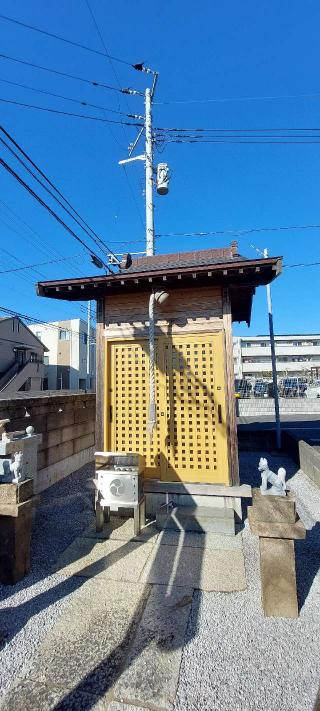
[{"left": 0, "top": 0, "right": 319, "bottom": 335}]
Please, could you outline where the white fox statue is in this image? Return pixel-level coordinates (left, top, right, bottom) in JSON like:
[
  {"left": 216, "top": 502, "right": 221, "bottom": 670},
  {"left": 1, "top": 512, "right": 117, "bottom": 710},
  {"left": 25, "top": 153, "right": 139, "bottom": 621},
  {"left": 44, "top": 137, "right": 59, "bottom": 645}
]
[{"left": 258, "top": 457, "right": 286, "bottom": 496}]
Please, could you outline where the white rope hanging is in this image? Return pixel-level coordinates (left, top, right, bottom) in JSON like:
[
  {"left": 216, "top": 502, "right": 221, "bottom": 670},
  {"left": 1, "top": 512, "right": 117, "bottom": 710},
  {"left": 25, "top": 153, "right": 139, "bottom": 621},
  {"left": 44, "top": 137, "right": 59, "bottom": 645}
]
[{"left": 148, "top": 291, "right": 157, "bottom": 436}]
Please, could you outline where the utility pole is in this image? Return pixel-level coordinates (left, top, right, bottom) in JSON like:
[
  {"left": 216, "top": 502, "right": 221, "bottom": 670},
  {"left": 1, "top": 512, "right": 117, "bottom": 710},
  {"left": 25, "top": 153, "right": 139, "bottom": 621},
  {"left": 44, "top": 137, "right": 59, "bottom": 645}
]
[
  {"left": 87, "top": 300, "right": 91, "bottom": 391},
  {"left": 264, "top": 248, "right": 281, "bottom": 448},
  {"left": 145, "top": 87, "right": 154, "bottom": 256}
]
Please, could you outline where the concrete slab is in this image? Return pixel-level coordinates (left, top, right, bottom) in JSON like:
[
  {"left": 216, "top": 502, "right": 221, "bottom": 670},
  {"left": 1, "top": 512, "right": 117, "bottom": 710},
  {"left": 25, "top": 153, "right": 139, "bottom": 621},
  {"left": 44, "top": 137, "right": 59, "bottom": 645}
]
[
  {"left": 156, "top": 506, "right": 235, "bottom": 535},
  {"left": 27, "top": 579, "right": 150, "bottom": 698},
  {"left": 113, "top": 584, "right": 193, "bottom": 711},
  {"left": 1, "top": 680, "right": 108, "bottom": 711},
  {"left": 53, "top": 537, "right": 154, "bottom": 582},
  {"left": 259, "top": 537, "right": 298, "bottom": 618},
  {"left": 81, "top": 516, "right": 159, "bottom": 544},
  {"left": 252, "top": 488, "right": 296, "bottom": 523},
  {"left": 248, "top": 507, "right": 306, "bottom": 539},
  {"left": 107, "top": 704, "right": 148, "bottom": 711},
  {"left": 158, "top": 529, "right": 243, "bottom": 550},
  {"left": 140, "top": 543, "right": 246, "bottom": 592}
]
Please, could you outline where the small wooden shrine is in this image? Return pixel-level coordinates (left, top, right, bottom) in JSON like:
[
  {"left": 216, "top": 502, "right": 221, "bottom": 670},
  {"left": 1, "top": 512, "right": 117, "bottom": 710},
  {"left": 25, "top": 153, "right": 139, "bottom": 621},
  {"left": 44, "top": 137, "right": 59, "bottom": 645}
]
[{"left": 37, "top": 242, "right": 282, "bottom": 489}]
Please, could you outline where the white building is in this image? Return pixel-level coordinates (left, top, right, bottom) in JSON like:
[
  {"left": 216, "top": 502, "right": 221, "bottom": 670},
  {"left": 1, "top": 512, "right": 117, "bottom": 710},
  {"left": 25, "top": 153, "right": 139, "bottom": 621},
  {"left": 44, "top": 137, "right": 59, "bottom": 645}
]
[
  {"left": 29, "top": 318, "right": 96, "bottom": 391},
  {"left": 0, "top": 316, "right": 47, "bottom": 393},
  {"left": 233, "top": 334, "right": 320, "bottom": 380}
]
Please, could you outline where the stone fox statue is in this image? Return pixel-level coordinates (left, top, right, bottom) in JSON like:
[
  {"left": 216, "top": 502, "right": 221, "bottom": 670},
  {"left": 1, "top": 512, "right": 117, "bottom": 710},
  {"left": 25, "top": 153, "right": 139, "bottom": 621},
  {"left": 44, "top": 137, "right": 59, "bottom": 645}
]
[
  {"left": 10, "top": 451, "right": 24, "bottom": 484},
  {"left": 258, "top": 457, "right": 286, "bottom": 496}
]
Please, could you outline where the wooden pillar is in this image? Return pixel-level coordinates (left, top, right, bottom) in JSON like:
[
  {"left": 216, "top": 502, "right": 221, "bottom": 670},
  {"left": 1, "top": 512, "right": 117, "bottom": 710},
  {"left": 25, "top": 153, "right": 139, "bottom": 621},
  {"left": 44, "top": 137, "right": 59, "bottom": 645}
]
[
  {"left": 95, "top": 298, "right": 105, "bottom": 451},
  {"left": 222, "top": 288, "right": 240, "bottom": 485}
]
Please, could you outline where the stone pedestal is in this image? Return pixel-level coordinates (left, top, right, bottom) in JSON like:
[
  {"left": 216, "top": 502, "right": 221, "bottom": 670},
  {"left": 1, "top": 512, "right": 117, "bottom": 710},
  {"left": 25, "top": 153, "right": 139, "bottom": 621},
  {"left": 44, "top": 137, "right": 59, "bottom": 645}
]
[
  {"left": 0, "top": 479, "right": 36, "bottom": 584},
  {"left": 249, "top": 488, "right": 306, "bottom": 618}
]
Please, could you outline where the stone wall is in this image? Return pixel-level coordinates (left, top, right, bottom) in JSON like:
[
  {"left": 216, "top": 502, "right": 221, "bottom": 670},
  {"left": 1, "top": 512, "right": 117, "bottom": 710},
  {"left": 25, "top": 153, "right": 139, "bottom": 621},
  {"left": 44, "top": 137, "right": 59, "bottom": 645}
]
[
  {"left": 299, "top": 440, "right": 320, "bottom": 488},
  {"left": 0, "top": 392, "right": 95, "bottom": 493}
]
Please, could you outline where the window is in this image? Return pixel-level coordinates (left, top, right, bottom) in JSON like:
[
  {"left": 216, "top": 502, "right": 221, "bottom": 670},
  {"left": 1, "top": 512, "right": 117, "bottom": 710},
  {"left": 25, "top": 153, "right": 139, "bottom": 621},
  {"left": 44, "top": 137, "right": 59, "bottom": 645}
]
[
  {"left": 44, "top": 355, "right": 49, "bottom": 365},
  {"left": 79, "top": 378, "right": 86, "bottom": 390},
  {"left": 35, "top": 331, "right": 42, "bottom": 340},
  {"left": 81, "top": 333, "right": 88, "bottom": 345},
  {"left": 59, "top": 330, "right": 70, "bottom": 341}
]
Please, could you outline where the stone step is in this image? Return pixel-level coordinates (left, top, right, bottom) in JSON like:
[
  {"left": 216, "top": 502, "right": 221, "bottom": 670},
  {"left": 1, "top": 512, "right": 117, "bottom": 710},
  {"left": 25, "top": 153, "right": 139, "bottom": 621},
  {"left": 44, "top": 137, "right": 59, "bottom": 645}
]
[{"left": 156, "top": 505, "right": 235, "bottom": 536}]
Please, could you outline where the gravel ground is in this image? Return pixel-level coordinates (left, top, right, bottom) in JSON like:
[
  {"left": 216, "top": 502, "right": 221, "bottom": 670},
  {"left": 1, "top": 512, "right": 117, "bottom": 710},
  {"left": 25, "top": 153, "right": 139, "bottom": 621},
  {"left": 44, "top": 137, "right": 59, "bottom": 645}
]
[
  {"left": 0, "top": 453, "right": 319, "bottom": 710},
  {"left": 0, "top": 463, "right": 95, "bottom": 698},
  {"left": 174, "top": 451, "right": 320, "bottom": 711}
]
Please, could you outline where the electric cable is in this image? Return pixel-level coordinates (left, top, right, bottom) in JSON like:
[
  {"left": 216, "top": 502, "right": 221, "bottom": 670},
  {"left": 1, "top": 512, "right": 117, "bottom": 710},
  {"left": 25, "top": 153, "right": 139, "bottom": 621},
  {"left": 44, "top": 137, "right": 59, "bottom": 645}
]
[
  {"left": 0, "top": 252, "right": 84, "bottom": 274},
  {"left": 0, "top": 13, "right": 135, "bottom": 67},
  {"left": 0, "top": 77, "right": 139, "bottom": 117},
  {"left": 0, "top": 96, "right": 142, "bottom": 125},
  {"left": 0, "top": 125, "right": 124, "bottom": 262},
  {"left": 0, "top": 157, "right": 114, "bottom": 272},
  {"left": 0, "top": 134, "right": 118, "bottom": 261},
  {"left": 0, "top": 52, "right": 131, "bottom": 93},
  {"left": 156, "top": 224, "right": 320, "bottom": 238},
  {"left": 84, "top": 0, "right": 145, "bottom": 229}
]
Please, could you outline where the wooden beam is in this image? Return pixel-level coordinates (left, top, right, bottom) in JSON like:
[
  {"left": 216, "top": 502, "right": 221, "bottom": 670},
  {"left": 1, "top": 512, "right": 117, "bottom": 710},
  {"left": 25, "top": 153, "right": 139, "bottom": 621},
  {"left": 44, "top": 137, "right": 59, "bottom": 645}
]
[
  {"left": 95, "top": 298, "right": 105, "bottom": 451},
  {"left": 178, "top": 274, "right": 182, "bottom": 280},
  {"left": 222, "top": 288, "right": 240, "bottom": 485}
]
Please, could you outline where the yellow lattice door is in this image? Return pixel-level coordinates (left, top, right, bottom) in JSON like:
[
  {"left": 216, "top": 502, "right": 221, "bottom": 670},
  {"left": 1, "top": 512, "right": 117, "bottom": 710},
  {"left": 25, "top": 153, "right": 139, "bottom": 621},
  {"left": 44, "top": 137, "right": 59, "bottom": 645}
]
[
  {"left": 107, "top": 340, "right": 162, "bottom": 478},
  {"left": 106, "top": 332, "right": 229, "bottom": 485},
  {"left": 161, "top": 333, "right": 229, "bottom": 484}
]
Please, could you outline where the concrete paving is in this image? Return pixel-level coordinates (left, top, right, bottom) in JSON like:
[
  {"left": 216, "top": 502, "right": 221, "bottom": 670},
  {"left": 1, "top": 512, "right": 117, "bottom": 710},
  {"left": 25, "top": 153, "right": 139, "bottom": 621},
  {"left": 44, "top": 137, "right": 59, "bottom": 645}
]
[{"left": 1, "top": 454, "right": 319, "bottom": 711}]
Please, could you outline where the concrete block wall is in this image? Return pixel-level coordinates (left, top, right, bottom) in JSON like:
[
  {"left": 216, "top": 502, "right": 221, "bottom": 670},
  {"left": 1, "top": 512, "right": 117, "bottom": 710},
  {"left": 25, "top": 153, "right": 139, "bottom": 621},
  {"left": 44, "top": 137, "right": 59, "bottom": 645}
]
[
  {"left": 299, "top": 440, "right": 320, "bottom": 488},
  {"left": 0, "top": 392, "right": 95, "bottom": 493},
  {"left": 238, "top": 398, "right": 320, "bottom": 417}
]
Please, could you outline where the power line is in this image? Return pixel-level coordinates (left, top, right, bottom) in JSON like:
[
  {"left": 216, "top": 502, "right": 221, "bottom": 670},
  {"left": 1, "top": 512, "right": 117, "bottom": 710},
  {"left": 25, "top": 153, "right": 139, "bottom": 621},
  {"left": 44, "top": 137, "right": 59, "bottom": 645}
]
[
  {"left": 0, "top": 306, "right": 96, "bottom": 340},
  {"left": 155, "top": 91, "right": 320, "bottom": 105},
  {"left": 0, "top": 96, "right": 142, "bottom": 125},
  {"left": 284, "top": 260, "right": 320, "bottom": 268},
  {"left": 0, "top": 198, "right": 88, "bottom": 280},
  {"left": 0, "top": 77, "right": 138, "bottom": 117},
  {"left": 0, "top": 52, "right": 130, "bottom": 93},
  {"left": 0, "top": 125, "right": 123, "bottom": 263},
  {"left": 0, "top": 13, "right": 135, "bottom": 67},
  {"left": 155, "top": 125, "right": 320, "bottom": 133},
  {"left": 0, "top": 253, "right": 84, "bottom": 274},
  {"left": 0, "top": 132, "right": 117, "bottom": 261},
  {"left": 161, "top": 138, "right": 320, "bottom": 145},
  {"left": 156, "top": 224, "right": 320, "bottom": 238},
  {"left": 84, "top": 0, "right": 145, "bottom": 230},
  {"left": 0, "top": 156, "right": 114, "bottom": 271}
]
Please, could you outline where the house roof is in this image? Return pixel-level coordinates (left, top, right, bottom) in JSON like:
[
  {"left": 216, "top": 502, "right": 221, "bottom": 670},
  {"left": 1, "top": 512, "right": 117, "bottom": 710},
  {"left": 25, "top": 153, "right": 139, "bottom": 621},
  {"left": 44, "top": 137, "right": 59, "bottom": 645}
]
[
  {"left": 124, "top": 244, "right": 247, "bottom": 274},
  {"left": 36, "top": 242, "right": 282, "bottom": 324}
]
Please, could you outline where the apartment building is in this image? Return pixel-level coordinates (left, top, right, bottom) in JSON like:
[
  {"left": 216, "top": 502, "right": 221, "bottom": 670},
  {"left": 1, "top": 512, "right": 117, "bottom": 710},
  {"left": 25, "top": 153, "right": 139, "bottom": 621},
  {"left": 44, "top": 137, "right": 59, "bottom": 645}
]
[
  {"left": 233, "top": 334, "right": 320, "bottom": 380},
  {"left": 29, "top": 318, "right": 96, "bottom": 391},
  {"left": 0, "top": 316, "right": 47, "bottom": 393}
]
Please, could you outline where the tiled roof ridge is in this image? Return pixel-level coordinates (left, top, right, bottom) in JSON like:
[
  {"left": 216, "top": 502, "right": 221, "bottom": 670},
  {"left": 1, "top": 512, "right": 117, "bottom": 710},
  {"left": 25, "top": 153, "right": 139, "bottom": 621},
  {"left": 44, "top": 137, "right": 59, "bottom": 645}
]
[{"left": 130, "top": 241, "right": 240, "bottom": 270}]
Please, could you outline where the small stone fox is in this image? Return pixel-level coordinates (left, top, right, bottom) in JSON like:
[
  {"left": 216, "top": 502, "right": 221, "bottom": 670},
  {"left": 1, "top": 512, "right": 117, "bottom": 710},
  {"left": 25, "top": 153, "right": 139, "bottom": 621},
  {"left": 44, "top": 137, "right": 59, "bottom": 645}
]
[{"left": 258, "top": 457, "right": 286, "bottom": 496}]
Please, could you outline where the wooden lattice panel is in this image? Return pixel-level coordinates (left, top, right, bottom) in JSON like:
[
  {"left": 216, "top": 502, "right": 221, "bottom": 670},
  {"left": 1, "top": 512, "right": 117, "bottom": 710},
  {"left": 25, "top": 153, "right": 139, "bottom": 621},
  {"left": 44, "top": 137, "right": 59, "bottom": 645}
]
[
  {"left": 164, "top": 335, "right": 224, "bottom": 481},
  {"left": 107, "top": 333, "right": 229, "bottom": 484},
  {"left": 108, "top": 340, "right": 161, "bottom": 477}
]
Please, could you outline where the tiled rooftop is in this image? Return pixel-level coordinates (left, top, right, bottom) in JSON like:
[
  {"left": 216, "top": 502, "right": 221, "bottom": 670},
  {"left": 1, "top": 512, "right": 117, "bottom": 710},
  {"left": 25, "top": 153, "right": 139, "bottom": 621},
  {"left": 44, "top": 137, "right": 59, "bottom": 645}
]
[{"left": 126, "top": 242, "right": 246, "bottom": 274}]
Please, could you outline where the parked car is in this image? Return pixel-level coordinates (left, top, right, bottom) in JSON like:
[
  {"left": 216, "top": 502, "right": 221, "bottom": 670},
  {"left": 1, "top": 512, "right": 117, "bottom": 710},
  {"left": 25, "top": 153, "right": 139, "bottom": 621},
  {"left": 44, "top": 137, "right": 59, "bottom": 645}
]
[
  {"left": 235, "top": 379, "right": 252, "bottom": 398},
  {"left": 279, "top": 377, "right": 307, "bottom": 398},
  {"left": 253, "top": 380, "right": 269, "bottom": 398}
]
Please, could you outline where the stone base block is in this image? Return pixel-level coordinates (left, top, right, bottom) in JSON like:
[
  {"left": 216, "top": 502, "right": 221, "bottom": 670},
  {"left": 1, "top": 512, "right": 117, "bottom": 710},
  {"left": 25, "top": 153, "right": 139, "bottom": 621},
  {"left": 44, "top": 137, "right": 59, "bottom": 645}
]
[
  {"left": 259, "top": 537, "right": 298, "bottom": 618},
  {"left": 248, "top": 507, "right": 306, "bottom": 539},
  {"left": 0, "top": 500, "right": 33, "bottom": 584},
  {"left": 252, "top": 488, "right": 296, "bottom": 523},
  {"left": 0, "top": 478, "right": 33, "bottom": 506}
]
